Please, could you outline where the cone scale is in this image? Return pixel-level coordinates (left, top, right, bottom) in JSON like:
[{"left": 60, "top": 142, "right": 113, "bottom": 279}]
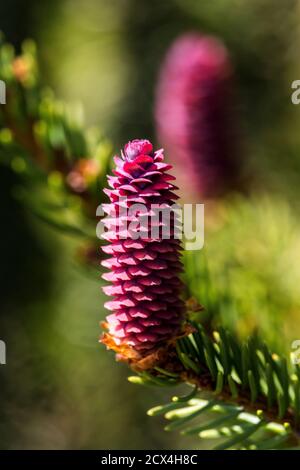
[{"left": 100, "top": 139, "right": 185, "bottom": 359}]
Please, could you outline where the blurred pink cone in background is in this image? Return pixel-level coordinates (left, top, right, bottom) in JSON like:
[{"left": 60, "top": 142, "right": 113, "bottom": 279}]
[{"left": 155, "top": 33, "right": 240, "bottom": 201}]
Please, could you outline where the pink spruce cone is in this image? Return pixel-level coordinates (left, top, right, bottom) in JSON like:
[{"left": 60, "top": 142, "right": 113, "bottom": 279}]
[
  {"left": 101, "top": 139, "right": 185, "bottom": 357},
  {"left": 155, "top": 33, "right": 239, "bottom": 200}
]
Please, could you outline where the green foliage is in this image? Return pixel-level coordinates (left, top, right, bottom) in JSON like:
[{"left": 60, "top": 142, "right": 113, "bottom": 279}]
[
  {"left": 129, "top": 323, "right": 300, "bottom": 449},
  {"left": 0, "top": 34, "right": 112, "bottom": 259},
  {"left": 184, "top": 195, "right": 300, "bottom": 354}
]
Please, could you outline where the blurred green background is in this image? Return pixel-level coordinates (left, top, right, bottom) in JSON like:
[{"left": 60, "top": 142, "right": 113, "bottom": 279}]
[{"left": 1, "top": 0, "right": 300, "bottom": 449}]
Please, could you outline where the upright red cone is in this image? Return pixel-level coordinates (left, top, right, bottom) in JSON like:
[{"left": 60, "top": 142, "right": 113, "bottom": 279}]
[{"left": 101, "top": 139, "right": 185, "bottom": 360}]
